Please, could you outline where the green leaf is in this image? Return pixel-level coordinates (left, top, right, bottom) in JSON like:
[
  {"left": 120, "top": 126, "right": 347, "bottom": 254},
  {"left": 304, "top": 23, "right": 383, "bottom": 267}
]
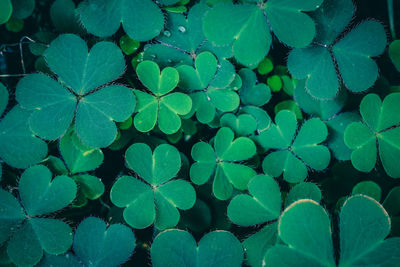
[
  {"left": 261, "top": 110, "right": 330, "bottom": 182},
  {"left": 265, "top": 199, "right": 335, "bottom": 267},
  {"left": 76, "top": 85, "right": 136, "bottom": 147},
  {"left": 134, "top": 61, "right": 192, "bottom": 134},
  {"left": 7, "top": 218, "right": 73, "bottom": 267},
  {"left": 16, "top": 73, "right": 77, "bottom": 140},
  {"left": 73, "top": 174, "right": 104, "bottom": 201},
  {"left": 265, "top": 195, "right": 400, "bottom": 267},
  {"left": 18, "top": 165, "right": 77, "bottom": 216},
  {"left": 125, "top": 143, "right": 181, "bottom": 185},
  {"left": 389, "top": 40, "right": 400, "bottom": 72},
  {"left": 44, "top": 34, "right": 125, "bottom": 95},
  {"left": 11, "top": 0, "right": 35, "bottom": 19},
  {"left": 220, "top": 113, "right": 257, "bottom": 136},
  {"left": 190, "top": 127, "right": 257, "bottom": 200},
  {"left": 60, "top": 129, "right": 104, "bottom": 174},
  {"left": 227, "top": 175, "right": 281, "bottom": 226},
  {"left": 0, "top": 82, "right": 8, "bottom": 116},
  {"left": 111, "top": 143, "right": 195, "bottom": 229},
  {"left": 285, "top": 182, "right": 322, "bottom": 207},
  {"left": 238, "top": 68, "right": 271, "bottom": 106},
  {"left": 50, "top": 0, "right": 82, "bottom": 33},
  {"left": 289, "top": 1, "right": 386, "bottom": 100},
  {"left": 78, "top": 0, "right": 164, "bottom": 41},
  {"left": 0, "top": 105, "right": 48, "bottom": 169},
  {"left": 352, "top": 181, "right": 381, "bottom": 202},
  {"left": 203, "top": 3, "right": 269, "bottom": 68},
  {"left": 0, "top": 189, "right": 25, "bottom": 244},
  {"left": 345, "top": 93, "right": 400, "bottom": 177},
  {"left": 151, "top": 229, "right": 243, "bottom": 267},
  {"left": 73, "top": 217, "right": 135, "bottom": 267},
  {"left": 0, "top": 0, "right": 12, "bottom": 24},
  {"left": 37, "top": 253, "right": 81, "bottom": 267}
]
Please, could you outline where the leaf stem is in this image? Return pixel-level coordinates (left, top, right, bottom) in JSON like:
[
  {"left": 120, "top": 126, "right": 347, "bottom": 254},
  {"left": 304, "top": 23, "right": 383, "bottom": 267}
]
[{"left": 388, "top": 0, "right": 396, "bottom": 39}]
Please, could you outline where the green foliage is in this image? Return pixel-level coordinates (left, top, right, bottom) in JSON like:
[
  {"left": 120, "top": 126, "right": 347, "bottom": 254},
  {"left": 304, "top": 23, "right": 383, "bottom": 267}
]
[
  {"left": 78, "top": 0, "right": 164, "bottom": 41},
  {"left": 1, "top": 1, "right": 400, "bottom": 266},
  {"left": 73, "top": 217, "right": 135, "bottom": 267},
  {"left": 344, "top": 93, "right": 400, "bottom": 177},
  {"left": 288, "top": 0, "right": 387, "bottom": 99},
  {"left": 265, "top": 195, "right": 400, "bottom": 266},
  {"left": 190, "top": 127, "right": 256, "bottom": 200},
  {"left": 16, "top": 34, "right": 136, "bottom": 148},
  {"left": 150, "top": 229, "right": 243, "bottom": 267},
  {"left": 203, "top": 0, "right": 323, "bottom": 67},
  {"left": 0, "top": 165, "right": 76, "bottom": 266},
  {"left": 133, "top": 60, "right": 192, "bottom": 134},
  {"left": 111, "top": 143, "right": 195, "bottom": 229},
  {"left": 261, "top": 110, "right": 330, "bottom": 182}
]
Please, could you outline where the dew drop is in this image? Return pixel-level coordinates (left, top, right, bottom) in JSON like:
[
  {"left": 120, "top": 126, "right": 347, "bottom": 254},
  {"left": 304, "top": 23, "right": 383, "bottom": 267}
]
[
  {"left": 163, "top": 30, "right": 171, "bottom": 37},
  {"left": 178, "top": 26, "right": 186, "bottom": 33}
]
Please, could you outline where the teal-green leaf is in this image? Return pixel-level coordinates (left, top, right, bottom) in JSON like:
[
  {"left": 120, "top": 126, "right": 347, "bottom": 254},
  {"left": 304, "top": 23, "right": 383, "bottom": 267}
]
[
  {"left": 73, "top": 174, "right": 104, "bottom": 201},
  {"left": 332, "top": 21, "right": 387, "bottom": 93},
  {"left": 352, "top": 181, "right": 381, "bottom": 202},
  {"left": 269, "top": 199, "right": 335, "bottom": 266},
  {"left": 0, "top": 189, "right": 25, "bottom": 244},
  {"left": 73, "top": 217, "right": 135, "bottom": 267},
  {"left": 238, "top": 68, "right": 271, "bottom": 106},
  {"left": 110, "top": 175, "right": 155, "bottom": 229},
  {"left": 151, "top": 229, "right": 243, "bottom": 267},
  {"left": 78, "top": 0, "right": 164, "bottom": 41},
  {"left": 227, "top": 175, "right": 281, "bottom": 226},
  {"left": 76, "top": 85, "right": 136, "bottom": 147},
  {"left": 16, "top": 73, "right": 77, "bottom": 140},
  {"left": 220, "top": 113, "right": 257, "bottom": 136},
  {"left": 11, "top": 0, "right": 35, "bottom": 19},
  {"left": 0, "top": 82, "right": 8, "bottom": 116},
  {"left": 44, "top": 34, "right": 125, "bottom": 95},
  {"left": 345, "top": 93, "right": 400, "bottom": 177},
  {"left": 203, "top": 3, "right": 270, "bottom": 68},
  {"left": 389, "top": 40, "right": 400, "bottom": 72},
  {"left": 285, "top": 182, "right": 322, "bottom": 207},
  {"left": 137, "top": 61, "right": 179, "bottom": 96},
  {"left": 19, "top": 165, "right": 77, "bottom": 216},
  {"left": 0, "top": 105, "right": 48, "bottom": 168},
  {"left": 50, "top": 0, "right": 83, "bottom": 33},
  {"left": 7, "top": 218, "right": 73, "bottom": 267},
  {"left": 60, "top": 129, "right": 104, "bottom": 174},
  {"left": 265, "top": 0, "right": 323, "bottom": 47},
  {"left": 125, "top": 143, "right": 181, "bottom": 185},
  {"left": 189, "top": 142, "right": 216, "bottom": 185}
]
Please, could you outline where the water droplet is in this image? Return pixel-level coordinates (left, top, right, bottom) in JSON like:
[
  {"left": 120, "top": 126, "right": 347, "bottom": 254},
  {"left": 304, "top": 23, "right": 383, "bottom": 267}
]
[
  {"left": 178, "top": 26, "right": 186, "bottom": 33},
  {"left": 150, "top": 54, "right": 157, "bottom": 59},
  {"left": 217, "top": 64, "right": 221, "bottom": 68},
  {"left": 206, "top": 95, "right": 211, "bottom": 101},
  {"left": 163, "top": 30, "right": 171, "bottom": 37}
]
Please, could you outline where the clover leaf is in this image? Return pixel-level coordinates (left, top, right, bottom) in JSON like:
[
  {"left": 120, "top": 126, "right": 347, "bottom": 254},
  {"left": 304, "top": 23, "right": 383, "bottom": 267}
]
[
  {"left": 344, "top": 93, "right": 400, "bottom": 178},
  {"left": 227, "top": 175, "right": 281, "bottom": 226},
  {"left": 133, "top": 60, "right": 192, "bottom": 134},
  {"left": 190, "top": 127, "right": 256, "bottom": 200},
  {"left": 238, "top": 68, "right": 271, "bottom": 107},
  {"left": 73, "top": 217, "right": 135, "bottom": 267},
  {"left": 203, "top": 0, "right": 323, "bottom": 67},
  {"left": 294, "top": 80, "right": 360, "bottom": 161},
  {"left": 143, "top": 3, "right": 233, "bottom": 69},
  {"left": 265, "top": 195, "right": 400, "bottom": 267},
  {"left": 220, "top": 113, "right": 257, "bottom": 136},
  {"left": 16, "top": 34, "right": 136, "bottom": 148},
  {"left": 150, "top": 229, "right": 243, "bottom": 267},
  {"left": 288, "top": 0, "right": 387, "bottom": 99},
  {"left": 0, "top": 0, "right": 12, "bottom": 24},
  {"left": 389, "top": 40, "right": 400, "bottom": 72},
  {"left": 58, "top": 129, "right": 104, "bottom": 206},
  {"left": 177, "top": 51, "right": 240, "bottom": 124},
  {"left": 0, "top": 165, "right": 76, "bottom": 266},
  {"left": 78, "top": 0, "right": 164, "bottom": 41},
  {"left": 261, "top": 110, "right": 330, "bottom": 183},
  {"left": 110, "top": 143, "right": 196, "bottom": 230}
]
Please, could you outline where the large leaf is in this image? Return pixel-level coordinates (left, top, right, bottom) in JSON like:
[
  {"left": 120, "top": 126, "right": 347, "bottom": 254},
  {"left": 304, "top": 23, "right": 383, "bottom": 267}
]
[
  {"left": 78, "top": 0, "right": 164, "bottom": 41},
  {"left": 73, "top": 217, "right": 135, "bottom": 267},
  {"left": 151, "top": 229, "right": 243, "bottom": 267}
]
